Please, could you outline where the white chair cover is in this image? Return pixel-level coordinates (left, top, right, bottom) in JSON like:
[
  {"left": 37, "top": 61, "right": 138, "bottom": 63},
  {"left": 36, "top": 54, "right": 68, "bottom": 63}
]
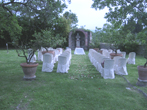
[
  {"left": 41, "top": 47, "right": 46, "bottom": 51},
  {"left": 53, "top": 49, "right": 60, "bottom": 62},
  {"left": 102, "top": 49, "right": 108, "bottom": 57},
  {"left": 57, "top": 48, "right": 71, "bottom": 73},
  {"left": 28, "top": 49, "right": 36, "bottom": 63},
  {"left": 102, "top": 59, "right": 115, "bottom": 79},
  {"left": 117, "top": 49, "right": 121, "bottom": 53},
  {"left": 57, "top": 56, "right": 68, "bottom": 73},
  {"left": 121, "top": 52, "right": 126, "bottom": 58},
  {"left": 115, "top": 58, "right": 128, "bottom": 75},
  {"left": 98, "top": 55, "right": 106, "bottom": 74},
  {"left": 38, "top": 49, "right": 43, "bottom": 61},
  {"left": 42, "top": 53, "right": 54, "bottom": 72},
  {"left": 48, "top": 47, "right": 53, "bottom": 50},
  {"left": 113, "top": 56, "right": 122, "bottom": 71},
  {"left": 66, "top": 48, "right": 72, "bottom": 59},
  {"left": 127, "top": 52, "right": 136, "bottom": 64},
  {"left": 108, "top": 49, "right": 113, "bottom": 53},
  {"left": 74, "top": 48, "right": 85, "bottom": 55},
  {"left": 56, "top": 48, "right": 63, "bottom": 55},
  {"left": 57, "top": 55, "right": 70, "bottom": 73}
]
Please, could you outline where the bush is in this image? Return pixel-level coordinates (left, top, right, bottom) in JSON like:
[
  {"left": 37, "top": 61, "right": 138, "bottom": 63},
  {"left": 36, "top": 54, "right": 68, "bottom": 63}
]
[{"left": 120, "top": 42, "right": 139, "bottom": 54}]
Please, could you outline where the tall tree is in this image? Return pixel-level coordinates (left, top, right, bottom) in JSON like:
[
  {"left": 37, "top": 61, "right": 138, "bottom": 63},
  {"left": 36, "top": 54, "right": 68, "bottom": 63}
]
[
  {"left": 63, "top": 10, "right": 78, "bottom": 29},
  {"left": 0, "top": 0, "right": 69, "bottom": 43},
  {"left": 92, "top": 0, "right": 147, "bottom": 28}
]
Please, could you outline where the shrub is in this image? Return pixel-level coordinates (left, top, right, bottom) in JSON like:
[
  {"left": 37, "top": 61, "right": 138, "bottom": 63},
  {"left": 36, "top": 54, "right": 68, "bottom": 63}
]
[{"left": 120, "top": 42, "right": 139, "bottom": 54}]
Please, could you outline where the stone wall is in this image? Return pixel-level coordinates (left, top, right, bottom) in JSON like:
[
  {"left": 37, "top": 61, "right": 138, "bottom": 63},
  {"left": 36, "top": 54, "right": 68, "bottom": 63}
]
[{"left": 68, "top": 29, "right": 92, "bottom": 50}]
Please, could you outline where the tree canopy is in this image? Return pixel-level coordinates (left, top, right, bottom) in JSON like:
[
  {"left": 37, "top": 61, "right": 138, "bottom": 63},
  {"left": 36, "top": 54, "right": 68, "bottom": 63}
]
[
  {"left": 0, "top": 0, "right": 77, "bottom": 48},
  {"left": 92, "top": 0, "right": 147, "bottom": 28}
]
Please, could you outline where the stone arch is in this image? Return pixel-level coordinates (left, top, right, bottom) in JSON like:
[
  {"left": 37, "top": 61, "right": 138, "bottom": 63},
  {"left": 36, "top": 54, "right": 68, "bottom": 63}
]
[{"left": 68, "top": 29, "right": 91, "bottom": 50}]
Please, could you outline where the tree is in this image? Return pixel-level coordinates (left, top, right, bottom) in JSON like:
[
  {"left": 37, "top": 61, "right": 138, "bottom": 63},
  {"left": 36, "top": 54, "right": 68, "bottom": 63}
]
[
  {"left": 0, "top": 0, "right": 72, "bottom": 62},
  {"left": 90, "top": 27, "right": 102, "bottom": 48},
  {"left": 91, "top": 0, "right": 147, "bottom": 28},
  {"left": 93, "top": 23, "right": 139, "bottom": 53},
  {"left": 63, "top": 10, "right": 78, "bottom": 29},
  {"left": 0, "top": 0, "right": 67, "bottom": 40}
]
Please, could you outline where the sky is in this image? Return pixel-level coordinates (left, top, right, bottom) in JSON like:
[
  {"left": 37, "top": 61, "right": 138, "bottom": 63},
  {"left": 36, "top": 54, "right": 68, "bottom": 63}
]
[{"left": 64, "top": 0, "right": 109, "bottom": 31}]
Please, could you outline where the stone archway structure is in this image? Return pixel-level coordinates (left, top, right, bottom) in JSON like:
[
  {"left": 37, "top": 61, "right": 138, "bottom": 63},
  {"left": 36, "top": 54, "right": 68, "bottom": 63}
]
[{"left": 68, "top": 29, "right": 92, "bottom": 50}]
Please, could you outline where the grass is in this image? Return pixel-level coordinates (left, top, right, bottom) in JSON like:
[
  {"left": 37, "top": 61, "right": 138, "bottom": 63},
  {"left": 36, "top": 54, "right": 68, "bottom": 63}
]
[{"left": 0, "top": 49, "right": 147, "bottom": 110}]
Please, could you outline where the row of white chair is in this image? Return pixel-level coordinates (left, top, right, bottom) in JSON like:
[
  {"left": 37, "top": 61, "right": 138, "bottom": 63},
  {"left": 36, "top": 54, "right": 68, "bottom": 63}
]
[
  {"left": 42, "top": 53, "right": 54, "bottom": 72},
  {"left": 88, "top": 49, "right": 108, "bottom": 74},
  {"left": 101, "top": 49, "right": 126, "bottom": 58},
  {"left": 41, "top": 48, "right": 63, "bottom": 72},
  {"left": 37, "top": 47, "right": 62, "bottom": 63},
  {"left": 101, "top": 49, "right": 136, "bottom": 65},
  {"left": 88, "top": 49, "right": 128, "bottom": 79},
  {"left": 57, "top": 48, "right": 72, "bottom": 73}
]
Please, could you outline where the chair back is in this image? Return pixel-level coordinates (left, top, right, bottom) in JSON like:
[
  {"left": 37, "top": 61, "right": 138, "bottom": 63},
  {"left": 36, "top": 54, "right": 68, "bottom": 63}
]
[
  {"left": 129, "top": 52, "right": 136, "bottom": 59},
  {"left": 118, "top": 58, "right": 127, "bottom": 67},
  {"left": 121, "top": 52, "right": 126, "bottom": 58},
  {"left": 104, "top": 59, "right": 114, "bottom": 69},
  {"left": 43, "top": 53, "right": 53, "bottom": 63},
  {"left": 117, "top": 49, "right": 121, "bottom": 53},
  {"left": 113, "top": 56, "right": 121, "bottom": 65}
]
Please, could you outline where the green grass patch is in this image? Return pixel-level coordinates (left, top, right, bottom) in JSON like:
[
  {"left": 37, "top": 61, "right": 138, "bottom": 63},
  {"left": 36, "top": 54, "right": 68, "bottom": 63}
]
[{"left": 0, "top": 50, "right": 147, "bottom": 110}]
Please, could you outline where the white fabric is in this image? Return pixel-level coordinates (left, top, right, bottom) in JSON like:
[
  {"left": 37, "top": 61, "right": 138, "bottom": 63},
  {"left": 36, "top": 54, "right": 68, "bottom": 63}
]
[
  {"left": 42, "top": 53, "right": 54, "bottom": 72},
  {"left": 74, "top": 48, "right": 85, "bottom": 55},
  {"left": 56, "top": 48, "right": 63, "bottom": 55},
  {"left": 30, "top": 54, "right": 36, "bottom": 63},
  {"left": 127, "top": 52, "right": 136, "bottom": 64},
  {"left": 41, "top": 47, "right": 46, "bottom": 51},
  {"left": 115, "top": 58, "right": 128, "bottom": 75},
  {"left": 27, "top": 49, "right": 36, "bottom": 63},
  {"left": 121, "top": 52, "right": 126, "bottom": 58},
  {"left": 117, "top": 49, "right": 121, "bottom": 53},
  {"left": 100, "top": 58, "right": 110, "bottom": 76},
  {"left": 56, "top": 61, "right": 70, "bottom": 73},
  {"left": 48, "top": 47, "right": 53, "bottom": 50},
  {"left": 98, "top": 56, "right": 107, "bottom": 74},
  {"left": 113, "top": 56, "right": 122, "bottom": 71},
  {"left": 102, "top": 59, "right": 115, "bottom": 79},
  {"left": 102, "top": 49, "right": 108, "bottom": 56},
  {"left": 57, "top": 48, "right": 71, "bottom": 73},
  {"left": 53, "top": 49, "right": 60, "bottom": 63},
  {"left": 38, "top": 49, "right": 43, "bottom": 61},
  {"left": 108, "top": 49, "right": 113, "bottom": 53},
  {"left": 102, "top": 49, "right": 111, "bottom": 58},
  {"left": 88, "top": 49, "right": 112, "bottom": 75}
]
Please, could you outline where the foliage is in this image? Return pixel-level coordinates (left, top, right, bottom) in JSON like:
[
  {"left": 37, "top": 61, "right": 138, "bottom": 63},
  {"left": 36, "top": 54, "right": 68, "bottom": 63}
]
[
  {"left": 90, "top": 27, "right": 102, "bottom": 48},
  {"left": 71, "top": 28, "right": 93, "bottom": 33},
  {"left": 53, "top": 16, "right": 71, "bottom": 38},
  {"left": 137, "top": 30, "right": 147, "bottom": 67},
  {"left": 92, "top": 23, "right": 140, "bottom": 54},
  {"left": 120, "top": 42, "right": 139, "bottom": 54},
  {"left": 92, "top": 0, "right": 147, "bottom": 67},
  {"left": 0, "top": 0, "right": 74, "bottom": 62},
  {"left": 12, "top": 29, "right": 66, "bottom": 64},
  {"left": 0, "top": 14, "right": 22, "bottom": 40},
  {"left": 63, "top": 10, "right": 78, "bottom": 29},
  {"left": 92, "top": 0, "right": 147, "bottom": 28},
  {"left": 0, "top": 0, "right": 69, "bottom": 42},
  {"left": 32, "top": 29, "right": 66, "bottom": 51},
  {"left": 93, "top": 23, "right": 126, "bottom": 53}
]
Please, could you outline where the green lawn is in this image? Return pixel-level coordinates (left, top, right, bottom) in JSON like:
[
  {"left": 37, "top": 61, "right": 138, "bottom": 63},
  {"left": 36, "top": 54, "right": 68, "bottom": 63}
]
[{"left": 0, "top": 49, "right": 147, "bottom": 110}]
